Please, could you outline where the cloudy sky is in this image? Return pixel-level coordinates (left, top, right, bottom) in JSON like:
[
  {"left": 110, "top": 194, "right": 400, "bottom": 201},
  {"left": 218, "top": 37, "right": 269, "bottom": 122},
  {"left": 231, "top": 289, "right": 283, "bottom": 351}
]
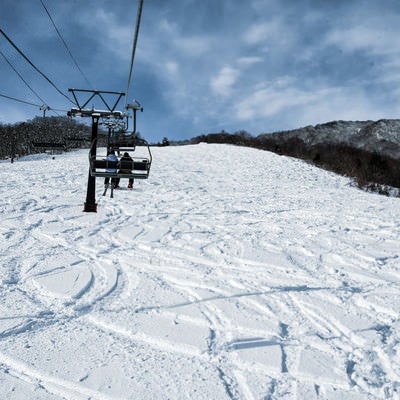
[{"left": 1, "top": 0, "right": 400, "bottom": 142}]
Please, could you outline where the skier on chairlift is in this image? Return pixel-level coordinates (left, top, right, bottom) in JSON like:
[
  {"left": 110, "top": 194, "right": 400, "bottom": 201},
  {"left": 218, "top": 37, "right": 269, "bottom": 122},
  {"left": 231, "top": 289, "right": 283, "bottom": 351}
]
[
  {"left": 116, "top": 152, "right": 134, "bottom": 189},
  {"left": 104, "top": 150, "right": 119, "bottom": 189}
]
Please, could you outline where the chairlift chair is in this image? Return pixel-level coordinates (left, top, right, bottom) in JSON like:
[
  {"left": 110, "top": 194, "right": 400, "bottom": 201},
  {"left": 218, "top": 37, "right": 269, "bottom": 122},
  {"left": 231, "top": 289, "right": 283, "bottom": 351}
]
[
  {"left": 32, "top": 141, "right": 66, "bottom": 155},
  {"left": 88, "top": 139, "right": 152, "bottom": 180}
]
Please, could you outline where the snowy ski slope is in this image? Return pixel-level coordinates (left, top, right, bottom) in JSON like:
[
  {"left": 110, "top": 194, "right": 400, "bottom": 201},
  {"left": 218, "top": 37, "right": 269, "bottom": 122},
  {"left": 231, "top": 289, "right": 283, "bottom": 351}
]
[{"left": 1, "top": 144, "right": 399, "bottom": 399}]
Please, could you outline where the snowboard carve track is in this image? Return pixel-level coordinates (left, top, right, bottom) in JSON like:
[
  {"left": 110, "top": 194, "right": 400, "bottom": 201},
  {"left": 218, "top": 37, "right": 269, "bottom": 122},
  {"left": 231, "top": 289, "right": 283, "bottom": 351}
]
[{"left": 0, "top": 351, "right": 118, "bottom": 400}]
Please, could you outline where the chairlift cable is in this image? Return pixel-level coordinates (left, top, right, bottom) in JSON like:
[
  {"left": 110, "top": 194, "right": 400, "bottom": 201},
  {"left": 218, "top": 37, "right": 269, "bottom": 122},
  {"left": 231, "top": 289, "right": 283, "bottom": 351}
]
[
  {"left": 0, "top": 92, "right": 65, "bottom": 116},
  {"left": 0, "top": 28, "right": 76, "bottom": 106},
  {"left": 124, "top": 0, "right": 144, "bottom": 109},
  {"left": 0, "top": 93, "right": 42, "bottom": 107},
  {"left": 39, "top": 0, "right": 94, "bottom": 89},
  {"left": 0, "top": 49, "right": 48, "bottom": 106},
  {"left": 50, "top": 107, "right": 68, "bottom": 112}
]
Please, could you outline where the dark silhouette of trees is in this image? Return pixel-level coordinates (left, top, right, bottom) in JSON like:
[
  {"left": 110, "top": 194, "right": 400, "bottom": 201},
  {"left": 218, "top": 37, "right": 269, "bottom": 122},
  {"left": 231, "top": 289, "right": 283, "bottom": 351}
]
[{"left": 0, "top": 116, "right": 92, "bottom": 159}]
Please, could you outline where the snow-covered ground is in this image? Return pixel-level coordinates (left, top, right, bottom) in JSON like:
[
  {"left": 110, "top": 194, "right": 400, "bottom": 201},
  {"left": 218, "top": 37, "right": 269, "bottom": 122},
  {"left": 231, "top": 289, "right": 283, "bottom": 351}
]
[{"left": 1, "top": 144, "right": 399, "bottom": 400}]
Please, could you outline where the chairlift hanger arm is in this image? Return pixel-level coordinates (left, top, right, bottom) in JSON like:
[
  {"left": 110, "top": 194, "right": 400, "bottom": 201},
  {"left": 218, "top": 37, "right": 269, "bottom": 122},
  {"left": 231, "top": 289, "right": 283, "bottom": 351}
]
[{"left": 125, "top": 100, "right": 143, "bottom": 134}]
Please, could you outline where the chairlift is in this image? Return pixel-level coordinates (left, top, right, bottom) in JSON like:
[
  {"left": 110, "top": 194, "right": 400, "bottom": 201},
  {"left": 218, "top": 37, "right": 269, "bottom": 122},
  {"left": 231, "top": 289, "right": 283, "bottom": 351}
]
[
  {"left": 68, "top": 87, "right": 151, "bottom": 205},
  {"left": 32, "top": 141, "right": 66, "bottom": 150},
  {"left": 88, "top": 137, "right": 152, "bottom": 180},
  {"left": 32, "top": 141, "right": 66, "bottom": 155},
  {"left": 93, "top": 110, "right": 152, "bottom": 185}
]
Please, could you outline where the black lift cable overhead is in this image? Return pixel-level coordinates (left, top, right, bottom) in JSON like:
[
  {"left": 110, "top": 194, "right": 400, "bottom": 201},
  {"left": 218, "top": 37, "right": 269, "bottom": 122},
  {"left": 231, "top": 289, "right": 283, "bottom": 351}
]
[
  {"left": 124, "top": 0, "right": 144, "bottom": 109},
  {"left": 0, "top": 28, "right": 76, "bottom": 106},
  {"left": 0, "top": 48, "right": 48, "bottom": 106},
  {"left": 0, "top": 93, "right": 42, "bottom": 107},
  {"left": 39, "top": 0, "right": 94, "bottom": 90},
  {"left": 0, "top": 92, "right": 68, "bottom": 114}
]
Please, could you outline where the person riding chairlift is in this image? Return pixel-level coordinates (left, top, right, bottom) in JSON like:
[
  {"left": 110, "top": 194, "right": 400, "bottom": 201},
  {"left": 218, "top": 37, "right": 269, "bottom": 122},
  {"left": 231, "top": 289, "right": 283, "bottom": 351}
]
[
  {"left": 116, "top": 152, "right": 134, "bottom": 189},
  {"left": 104, "top": 150, "right": 119, "bottom": 189}
]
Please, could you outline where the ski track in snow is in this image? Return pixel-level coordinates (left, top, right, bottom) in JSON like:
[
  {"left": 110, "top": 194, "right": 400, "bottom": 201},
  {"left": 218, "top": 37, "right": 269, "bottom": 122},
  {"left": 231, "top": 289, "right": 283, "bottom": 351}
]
[{"left": 1, "top": 144, "right": 400, "bottom": 399}]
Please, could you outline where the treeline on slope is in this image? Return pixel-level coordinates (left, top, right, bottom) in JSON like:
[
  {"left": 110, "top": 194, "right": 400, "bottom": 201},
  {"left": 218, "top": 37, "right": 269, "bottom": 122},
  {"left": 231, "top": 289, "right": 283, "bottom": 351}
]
[
  {"left": 0, "top": 116, "right": 98, "bottom": 159},
  {"left": 181, "top": 120, "right": 400, "bottom": 194}
]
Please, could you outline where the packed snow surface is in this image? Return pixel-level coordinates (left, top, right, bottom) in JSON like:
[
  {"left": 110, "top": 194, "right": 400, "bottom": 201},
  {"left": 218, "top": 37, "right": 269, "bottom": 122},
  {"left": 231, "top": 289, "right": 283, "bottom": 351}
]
[{"left": 1, "top": 144, "right": 399, "bottom": 400}]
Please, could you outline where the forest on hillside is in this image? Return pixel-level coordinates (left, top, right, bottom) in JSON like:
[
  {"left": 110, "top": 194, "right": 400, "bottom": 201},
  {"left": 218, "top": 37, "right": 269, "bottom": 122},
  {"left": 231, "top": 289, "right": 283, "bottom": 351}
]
[{"left": 0, "top": 116, "right": 93, "bottom": 159}]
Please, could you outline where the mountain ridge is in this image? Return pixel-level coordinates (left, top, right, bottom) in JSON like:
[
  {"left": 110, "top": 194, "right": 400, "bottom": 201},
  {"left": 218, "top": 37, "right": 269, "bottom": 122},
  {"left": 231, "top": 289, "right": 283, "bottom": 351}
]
[{"left": 259, "top": 119, "right": 400, "bottom": 159}]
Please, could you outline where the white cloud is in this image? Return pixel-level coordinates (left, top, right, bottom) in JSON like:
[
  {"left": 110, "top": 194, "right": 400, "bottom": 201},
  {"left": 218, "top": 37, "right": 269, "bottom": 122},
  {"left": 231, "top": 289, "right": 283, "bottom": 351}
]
[
  {"left": 158, "top": 19, "right": 178, "bottom": 35},
  {"left": 297, "top": 88, "right": 397, "bottom": 127},
  {"left": 210, "top": 66, "right": 240, "bottom": 96},
  {"left": 234, "top": 83, "right": 313, "bottom": 121},
  {"left": 154, "top": 18, "right": 211, "bottom": 57},
  {"left": 243, "top": 20, "right": 283, "bottom": 46},
  {"left": 377, "top": 58, "right": 400, "bottom": 85},
  {"left": 232, "top": 78, "right": 399, "bottom": 133},
  {"left": 322, "top": 20, "right": 400, "bottom": 90},
  {"left": 237, "top": 56, "right": 264, "bottom": 67},
  {"left": 243, "top": 23, "right": 272, "bottom": 45},
  {"left": 323, "top": 8, "right": 400, "bottom": 59},
  {"left": 78, "top": 8, "right": 133, "bottom": 61},
  {"left": 325, "top": 26, "right": 391, "bottom": 55},
  {"left": 165, "top": 61, "right": 179, "bottom": 76},
  {"left": 173, "top": 36, "right": 211, "bottom": 57}
]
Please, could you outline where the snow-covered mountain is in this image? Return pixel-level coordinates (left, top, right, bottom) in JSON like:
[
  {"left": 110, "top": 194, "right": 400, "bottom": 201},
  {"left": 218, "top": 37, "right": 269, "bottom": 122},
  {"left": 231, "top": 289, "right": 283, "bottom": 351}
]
[
  {"left": 256, "top": 119, "right": 400, "bottom": 192},
  {"left": 259, "top": 119, "right": 400, "bottom": 159},
  {"left": 1, "top": 145, "right": 399, "bottom": 399}
]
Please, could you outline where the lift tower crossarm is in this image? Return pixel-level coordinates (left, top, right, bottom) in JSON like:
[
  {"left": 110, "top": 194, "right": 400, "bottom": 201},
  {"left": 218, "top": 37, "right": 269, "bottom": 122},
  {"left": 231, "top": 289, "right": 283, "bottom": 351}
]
[{"left": 68, "top": 88, "right": 125, "bottom": 112}]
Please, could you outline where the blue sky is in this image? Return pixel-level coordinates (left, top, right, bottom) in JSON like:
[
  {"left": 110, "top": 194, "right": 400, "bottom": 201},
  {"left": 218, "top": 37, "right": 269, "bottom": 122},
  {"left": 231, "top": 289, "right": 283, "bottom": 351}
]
[{"left": 1, "top": 0, "right": 400, "bottom": 142}]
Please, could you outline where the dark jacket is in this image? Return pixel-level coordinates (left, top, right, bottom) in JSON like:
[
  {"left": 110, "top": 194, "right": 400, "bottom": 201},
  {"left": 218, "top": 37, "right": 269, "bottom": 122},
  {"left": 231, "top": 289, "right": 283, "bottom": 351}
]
[{"left": 119, "top": 154, "right": 133, "bottom": 173}]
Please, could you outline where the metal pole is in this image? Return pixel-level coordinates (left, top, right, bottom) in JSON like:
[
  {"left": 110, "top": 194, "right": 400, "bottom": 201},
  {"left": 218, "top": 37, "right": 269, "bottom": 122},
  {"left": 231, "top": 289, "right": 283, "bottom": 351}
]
[
  {"left": 83, "top": 114, "right": 99, "bottom": 212},
  {"left": 40, "top": 105, "right": 50, "bottom": 118}
]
